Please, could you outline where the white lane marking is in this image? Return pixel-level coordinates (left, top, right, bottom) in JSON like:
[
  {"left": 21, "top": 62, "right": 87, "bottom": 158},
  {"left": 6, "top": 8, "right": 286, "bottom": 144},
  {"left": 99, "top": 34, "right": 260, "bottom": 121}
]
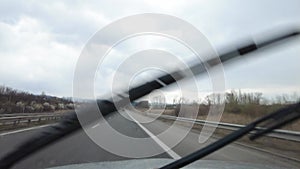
[
  {"left": 127, "top": 112, "right": 181, "bottom": 159},
  {"left": 0, "top": 124, "right": 51, "bottom": 136}
]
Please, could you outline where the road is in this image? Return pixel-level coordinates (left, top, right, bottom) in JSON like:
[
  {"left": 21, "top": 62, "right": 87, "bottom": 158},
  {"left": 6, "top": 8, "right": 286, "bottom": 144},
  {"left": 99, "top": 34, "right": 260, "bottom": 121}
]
[{"left": 0, "top": 111, "right": 299, "bottom": 169}]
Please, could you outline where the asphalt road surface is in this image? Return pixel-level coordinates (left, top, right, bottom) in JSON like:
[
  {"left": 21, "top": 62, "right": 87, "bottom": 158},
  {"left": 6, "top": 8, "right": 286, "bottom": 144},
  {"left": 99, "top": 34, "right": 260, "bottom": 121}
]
[{"left": 0, "top": 111, "right": 299, "bottom": 169}]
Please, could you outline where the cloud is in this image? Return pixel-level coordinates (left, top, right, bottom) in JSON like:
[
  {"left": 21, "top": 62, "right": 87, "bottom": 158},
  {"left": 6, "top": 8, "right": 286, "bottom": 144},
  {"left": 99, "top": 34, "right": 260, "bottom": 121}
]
[
  {"left": 0, "top": 0, "right": 300, "bottom": 99},
  {"left": 0, "top": 16, "right": 79, "bottom": 96}
]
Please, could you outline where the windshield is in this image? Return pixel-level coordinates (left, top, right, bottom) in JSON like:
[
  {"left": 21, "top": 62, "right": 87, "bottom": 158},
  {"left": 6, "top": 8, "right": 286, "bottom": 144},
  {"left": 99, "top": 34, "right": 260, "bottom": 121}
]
[{"left": 0, "top": 1, "right": 300, "bottom": 169}]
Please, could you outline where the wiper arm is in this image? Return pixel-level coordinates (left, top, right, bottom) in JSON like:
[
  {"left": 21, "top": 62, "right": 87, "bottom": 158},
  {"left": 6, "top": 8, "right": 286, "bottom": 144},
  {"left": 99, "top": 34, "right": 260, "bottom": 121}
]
[
  {"left": 0, "top": 29, "right": 299, "bottom": 169},
  {"left": 159, "top": 102, "right": 300, "bottom": 169}
]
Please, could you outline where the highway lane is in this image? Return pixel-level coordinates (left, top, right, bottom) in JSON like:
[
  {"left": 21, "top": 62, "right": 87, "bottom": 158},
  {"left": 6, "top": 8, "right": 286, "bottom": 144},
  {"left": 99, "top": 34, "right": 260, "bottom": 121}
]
[
  {"left": 0, "top": 112, "right": 170, "bottom": 169},
  {"left": 133, "top": 112, "right": 300, "bottom": 168},
  {"left": 0, "top": 111, "right": 299, "bottom": 169}
]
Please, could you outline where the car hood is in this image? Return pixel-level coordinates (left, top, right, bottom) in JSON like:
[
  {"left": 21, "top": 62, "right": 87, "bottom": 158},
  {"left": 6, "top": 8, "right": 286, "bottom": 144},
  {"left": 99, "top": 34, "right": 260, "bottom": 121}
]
[{"left": 48, "top": 158, "right": 285, "bottom": 169}]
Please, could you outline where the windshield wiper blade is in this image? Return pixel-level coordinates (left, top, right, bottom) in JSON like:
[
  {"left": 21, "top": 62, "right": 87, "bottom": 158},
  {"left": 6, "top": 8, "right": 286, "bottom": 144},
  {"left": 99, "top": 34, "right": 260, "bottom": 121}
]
[
  {"left": 0, "top": 29, "right": 299, "bottom": 169},
  {"left": 250, "top": 103, "right": 300, "bottom": 140},
  {"left": 159, "top": 102, "right": 300, "bottom": 169}
]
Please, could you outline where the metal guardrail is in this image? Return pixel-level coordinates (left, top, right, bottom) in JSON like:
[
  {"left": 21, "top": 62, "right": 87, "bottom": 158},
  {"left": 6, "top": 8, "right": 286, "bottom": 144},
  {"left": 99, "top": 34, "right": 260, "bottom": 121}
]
[
  {"left": 147, "top": 113, "right": 300, "bottom": 142},
  {"left": 0, "top": 113, "right": 68, "bottom": 126},
  {"left": 1, "top": 111, "right": 299, "bottom": 142},
  {"left": 0, "top": 113, "right": 55, "bottom": 117}
]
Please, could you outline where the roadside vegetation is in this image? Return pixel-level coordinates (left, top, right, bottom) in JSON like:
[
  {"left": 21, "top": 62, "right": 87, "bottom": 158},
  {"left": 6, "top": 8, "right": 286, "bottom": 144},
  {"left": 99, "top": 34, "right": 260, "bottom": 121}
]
[
  {"left": 152, "top": 90, "right": 300, "bottom": 130},
  {"left": 150, "top": 90, "right": 300, "bottom": 160},
  {"left": 0, "top": 85, "right": 74, "bottom": 114}
]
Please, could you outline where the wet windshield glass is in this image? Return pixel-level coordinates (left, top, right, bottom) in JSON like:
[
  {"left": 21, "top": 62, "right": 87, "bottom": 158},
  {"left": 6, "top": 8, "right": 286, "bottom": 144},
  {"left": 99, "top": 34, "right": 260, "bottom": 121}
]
[{"left": 0, "top": 1, "right": 300, "bottom": 169}]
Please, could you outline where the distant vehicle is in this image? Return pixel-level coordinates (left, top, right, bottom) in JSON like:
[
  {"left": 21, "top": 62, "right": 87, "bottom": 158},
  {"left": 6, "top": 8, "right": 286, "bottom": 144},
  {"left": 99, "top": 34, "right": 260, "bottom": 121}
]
[{"left": 134, "top": 101, "right": 150, "bottom": 109}]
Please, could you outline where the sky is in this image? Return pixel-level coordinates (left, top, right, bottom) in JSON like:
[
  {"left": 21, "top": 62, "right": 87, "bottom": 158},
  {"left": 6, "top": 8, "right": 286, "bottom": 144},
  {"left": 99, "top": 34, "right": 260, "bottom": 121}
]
[{"left": 0, "top": 0, "right": 300, "bottom": 102}]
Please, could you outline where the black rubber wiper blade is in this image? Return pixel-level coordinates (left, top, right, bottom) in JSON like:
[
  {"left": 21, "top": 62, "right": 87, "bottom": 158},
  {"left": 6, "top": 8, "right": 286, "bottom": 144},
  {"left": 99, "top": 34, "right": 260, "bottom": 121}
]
[
  {"left": 250, "top": 103, "right": 300, "bottom": 140},
  {"left": 0, "top": 29, "right": 299, "bottom": 169},
  {"left": 159, "top": 102, "right": 300, "bottom": 169}
]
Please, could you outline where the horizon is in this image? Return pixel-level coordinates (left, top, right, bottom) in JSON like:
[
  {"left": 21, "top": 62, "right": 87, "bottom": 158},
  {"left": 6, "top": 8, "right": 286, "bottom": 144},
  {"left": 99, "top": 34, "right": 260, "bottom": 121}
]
[{"left": 1, "top": 84, "right": 299, "bottom": 105}]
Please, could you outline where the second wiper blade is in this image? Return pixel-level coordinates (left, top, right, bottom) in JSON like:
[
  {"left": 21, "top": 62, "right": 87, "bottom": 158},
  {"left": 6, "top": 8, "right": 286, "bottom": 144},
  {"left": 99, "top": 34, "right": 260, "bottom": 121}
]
[
  {"left": 250, "top": 103, "right": 300, "bottom": 140},
  {"left": 159, "top": 102, "right": 300, "bottom": 169}
]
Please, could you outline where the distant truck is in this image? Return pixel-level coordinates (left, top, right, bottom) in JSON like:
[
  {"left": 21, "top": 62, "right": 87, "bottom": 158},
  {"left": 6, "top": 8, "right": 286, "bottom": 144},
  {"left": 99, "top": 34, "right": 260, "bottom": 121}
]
[{"left": 133, "top": 101, "right": 149, "bottom": 109}]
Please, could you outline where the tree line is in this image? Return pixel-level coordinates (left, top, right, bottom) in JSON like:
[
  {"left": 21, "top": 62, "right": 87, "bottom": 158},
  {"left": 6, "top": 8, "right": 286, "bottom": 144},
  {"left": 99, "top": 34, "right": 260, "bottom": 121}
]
[
  {"left": 0, "top": 85, "right": 73, "bottom": 114},
  {"left": 173, "top": 90, "right": 299, "bottom": 117}
]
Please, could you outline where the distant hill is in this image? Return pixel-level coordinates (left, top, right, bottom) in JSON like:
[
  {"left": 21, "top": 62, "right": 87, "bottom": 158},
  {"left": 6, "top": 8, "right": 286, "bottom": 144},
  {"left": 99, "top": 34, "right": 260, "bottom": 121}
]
[{"left": 0, "top": 85, "right": 73, "bottom": 114}]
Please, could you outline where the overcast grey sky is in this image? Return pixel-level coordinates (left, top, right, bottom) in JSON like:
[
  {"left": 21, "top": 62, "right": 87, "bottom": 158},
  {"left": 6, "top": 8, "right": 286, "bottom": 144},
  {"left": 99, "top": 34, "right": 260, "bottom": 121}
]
[{"left": 0, "top": 0, "right": 299, "bottom": 101}]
